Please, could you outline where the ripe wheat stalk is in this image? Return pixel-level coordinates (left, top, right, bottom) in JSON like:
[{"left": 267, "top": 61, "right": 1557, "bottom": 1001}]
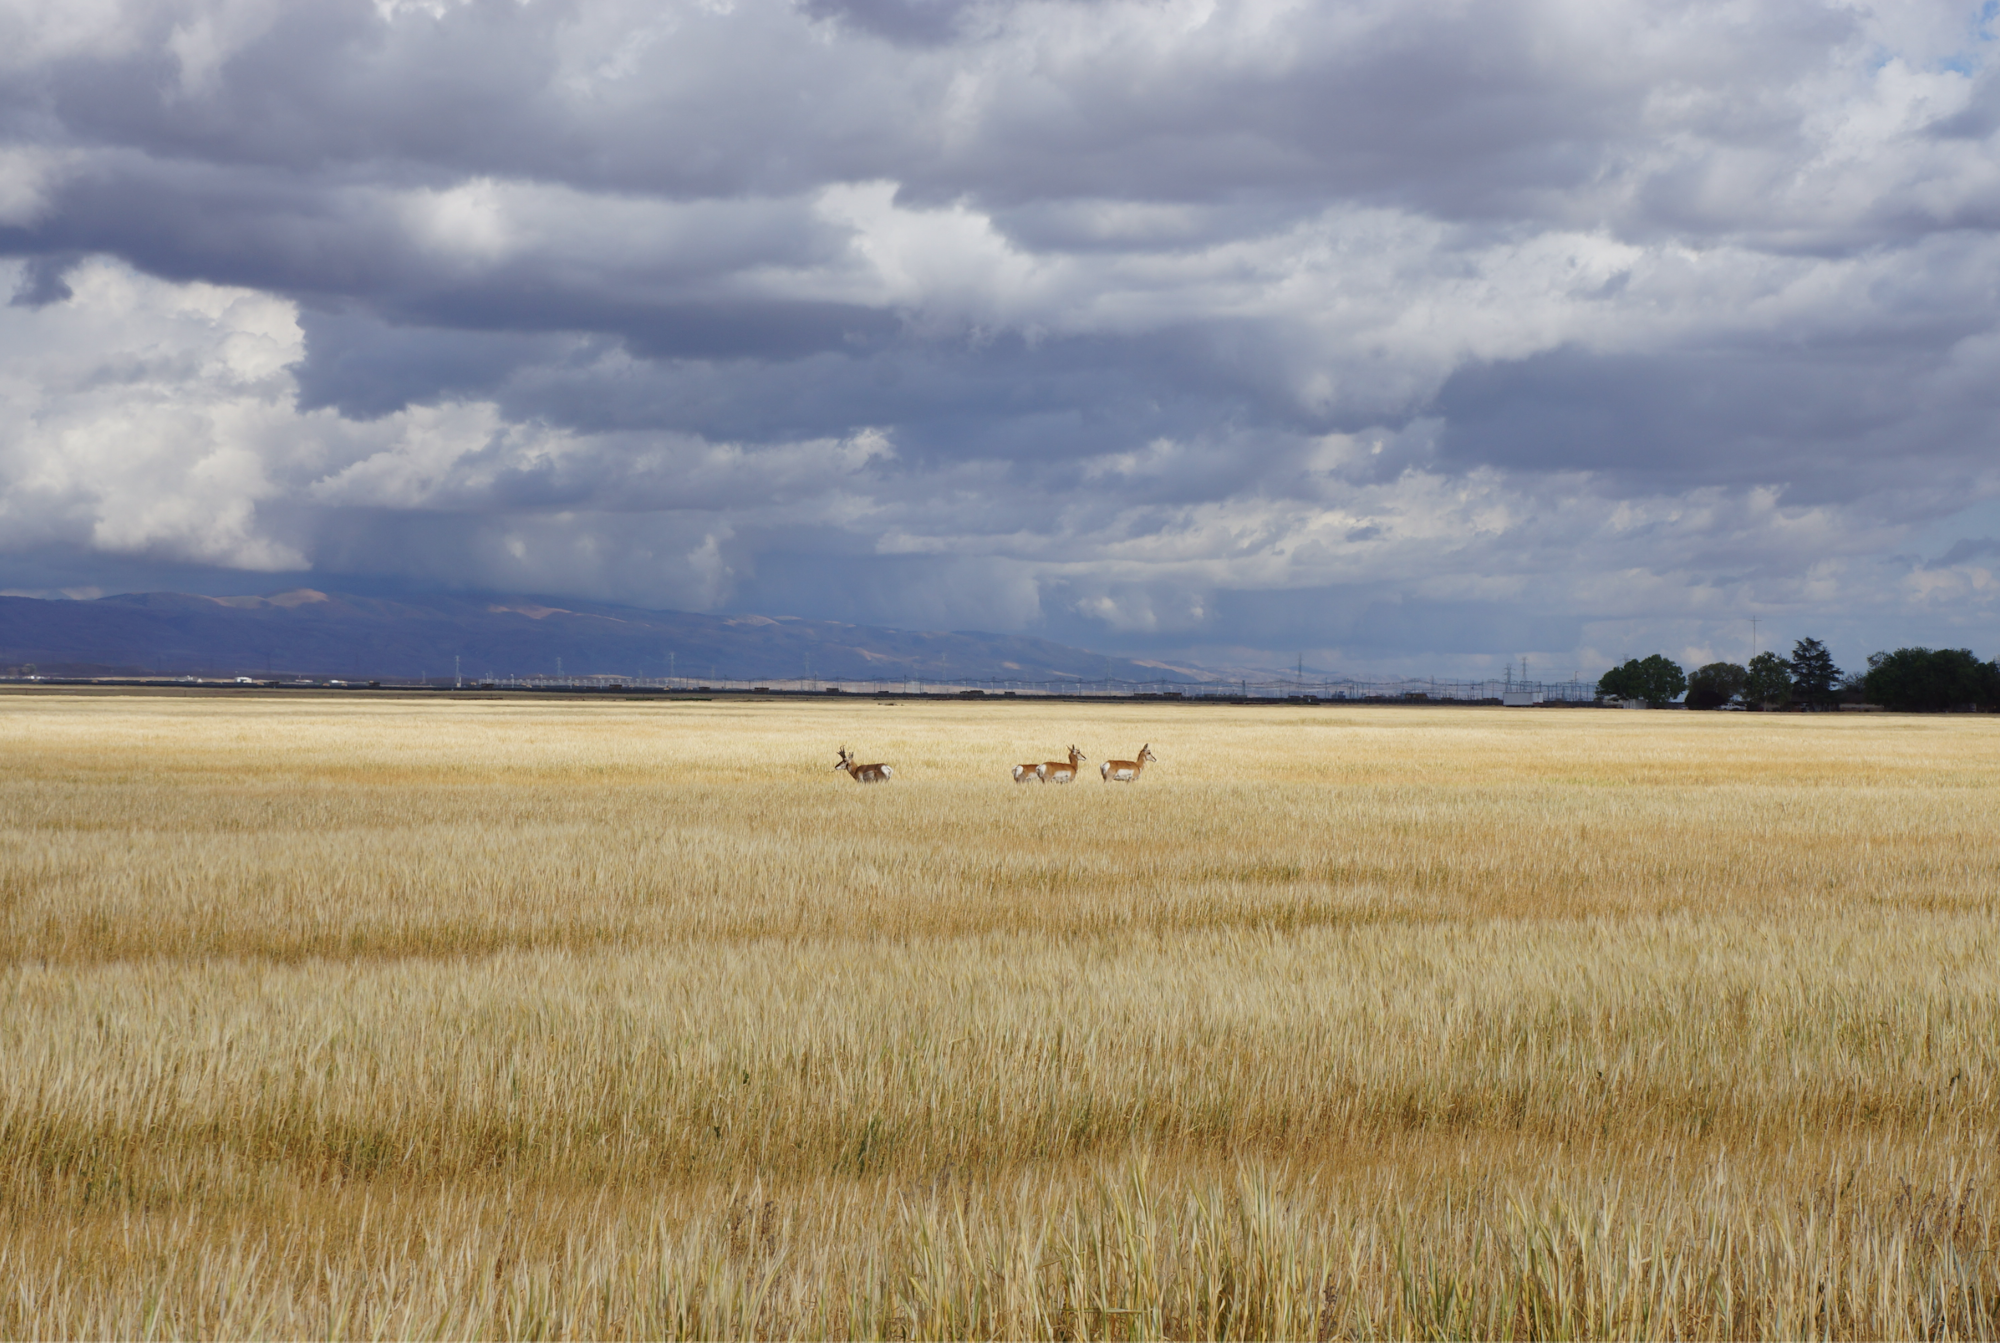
[{"left": 0, "top": 695, "right": 1994, "bottom": 1338}]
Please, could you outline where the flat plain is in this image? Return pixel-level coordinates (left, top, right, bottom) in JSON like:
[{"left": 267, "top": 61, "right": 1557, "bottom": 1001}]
[{"left": 0, "top": 693, "right": 1995, "bottom": 1339}]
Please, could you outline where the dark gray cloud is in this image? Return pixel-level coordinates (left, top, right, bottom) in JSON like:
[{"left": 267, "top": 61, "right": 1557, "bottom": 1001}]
[
  {"left": 1934, "top": 536, "right": 2000, "bottom": 566},
  {"left": 2, "top": 0, "right": 1999, "bottom": 678},
  {"left": 8, "top": 252, "right": 81, "bottom": 307},
  {"left": 801, "top": 0, "right": 982, "bottom": 46},
  {"left": 1435, "top": 331, "right": 2000, "bottom": 501}
]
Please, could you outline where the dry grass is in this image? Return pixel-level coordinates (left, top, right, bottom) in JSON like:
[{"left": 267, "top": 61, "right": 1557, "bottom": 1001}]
[{"left": 0, "top": 694, "right": 1996, "bottom": 1338}]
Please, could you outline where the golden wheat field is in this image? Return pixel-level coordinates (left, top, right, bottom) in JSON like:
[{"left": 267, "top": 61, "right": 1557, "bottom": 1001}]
[{"left": 0, "top": 691, "right": 1996, "bottom": 1339}]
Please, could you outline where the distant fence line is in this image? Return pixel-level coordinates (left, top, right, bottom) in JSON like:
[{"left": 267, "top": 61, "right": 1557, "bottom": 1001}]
[{"left": 459, "top": 674, "right": 1604, "bottom": 702}]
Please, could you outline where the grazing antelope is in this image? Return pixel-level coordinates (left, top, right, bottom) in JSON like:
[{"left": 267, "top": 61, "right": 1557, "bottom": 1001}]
[
  {"left": 1041, "top": 745, "right": 1086, "bottom": 784},
  {"left": 1011, "top": 761, "right": 1047, "bottom": 783},
  {"left": 834, "top": 746, "right": 894, "bottom": 783},
  {"left": 1100, "top": 743, "right": 1156, "bottom": 783}
]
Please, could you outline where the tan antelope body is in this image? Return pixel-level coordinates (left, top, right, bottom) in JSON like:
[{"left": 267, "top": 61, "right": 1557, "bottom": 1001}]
[
  {"left": 1041, "top": 745, "right": 1086, "bottom": 784},
  {"left": 1100, "top": 743, "right": 1156, "bottom": 783},
  {"left": 1011, "top": 761, "right": 1046, "bottom": 783},
  {"left": 834, "top": 746, "right": 893, "bottom": 783}
]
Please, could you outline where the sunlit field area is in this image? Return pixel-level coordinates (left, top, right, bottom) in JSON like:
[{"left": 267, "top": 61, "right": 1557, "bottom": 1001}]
[{"left": 1, "top": 693, "right": 1996, "bottom": 1339}]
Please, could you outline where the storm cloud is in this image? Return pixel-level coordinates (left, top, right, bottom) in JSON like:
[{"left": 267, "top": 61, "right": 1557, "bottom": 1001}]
[{"left": 2, "top": 0, "right": 1998, "bottom": 674}]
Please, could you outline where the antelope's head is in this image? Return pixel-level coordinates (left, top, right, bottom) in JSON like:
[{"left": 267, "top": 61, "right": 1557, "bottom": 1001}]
[
  {"left": 1139, "top": 744, "right": 1157, "bottom": 762},
  {"left": 834, "top": 746, "right": 852, "bottom": 771},
  {"left": 1070, "top": 745, "right": 1086, "bottom": 762}
]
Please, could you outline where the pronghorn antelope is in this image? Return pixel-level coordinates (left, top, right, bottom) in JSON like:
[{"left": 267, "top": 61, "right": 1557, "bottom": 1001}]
[
  {"left": 1100, "top": 743, "right": 1156, "bottom": 783},
  {"left": 834, "top": 746, "right": 894, "bottom": 783},
  {"left": 1011, "top": 760, "right": 1047, "bottom": 783},
  {"left": 1041, "top": 745, "right": 1086, "bottom": 784}
]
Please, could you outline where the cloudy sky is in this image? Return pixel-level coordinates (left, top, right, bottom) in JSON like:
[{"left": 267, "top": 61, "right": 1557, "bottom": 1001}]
[{"left": 3, "top": 0, "right": 1999, "bottom": 677}]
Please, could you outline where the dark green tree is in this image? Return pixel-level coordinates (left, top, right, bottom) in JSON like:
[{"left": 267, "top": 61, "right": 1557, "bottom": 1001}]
[
  {"left": 1685, "top": 661, "right": 1748, "bottom": 710},
  {"left": 1744, "top": 651, "right": 1792, "bottom": 709},
  {"left": 1862, "top": 648, "right": 2000, "bottom": 712},
  {"left": 1597, "top": 654, "right": 1687, "bottom": 707},
  {"left": 1788, "top": 637, "right": 1841, "bottom": 709}
]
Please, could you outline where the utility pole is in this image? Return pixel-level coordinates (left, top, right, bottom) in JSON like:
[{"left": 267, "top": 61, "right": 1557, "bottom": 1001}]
[
  {"left": 1750, "top": 616, "right": 1760, "bottom": 662},
  {"left": 454, "top": 655, "right": 461, "bottom": 690}
]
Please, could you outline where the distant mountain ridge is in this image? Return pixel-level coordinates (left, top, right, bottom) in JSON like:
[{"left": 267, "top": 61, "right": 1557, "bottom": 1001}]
[{"left": 0, "top": 589, "right": 1208, "bottom": 685}]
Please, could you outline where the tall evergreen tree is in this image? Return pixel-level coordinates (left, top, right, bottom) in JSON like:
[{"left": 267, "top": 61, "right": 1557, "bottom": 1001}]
[{"left": 1789, "top": 638, "right": 1840, "bottom": 709}]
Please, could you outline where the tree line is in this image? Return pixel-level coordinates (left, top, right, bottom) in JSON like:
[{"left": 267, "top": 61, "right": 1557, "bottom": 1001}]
[{"left": 1595, "top": 641, "right": 2000, "bottom": 712}]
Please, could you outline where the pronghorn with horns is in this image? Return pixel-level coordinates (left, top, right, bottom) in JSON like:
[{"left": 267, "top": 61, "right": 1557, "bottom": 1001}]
[
  {"left": 834, "top": 746, "right": 894, "bottom": 783},
  {"left": 1100, "top": 744, "right": 1156, "bottom": 783},
  {"left": 1040, "top": 745, "right": 1086, "bottom": 784}
]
